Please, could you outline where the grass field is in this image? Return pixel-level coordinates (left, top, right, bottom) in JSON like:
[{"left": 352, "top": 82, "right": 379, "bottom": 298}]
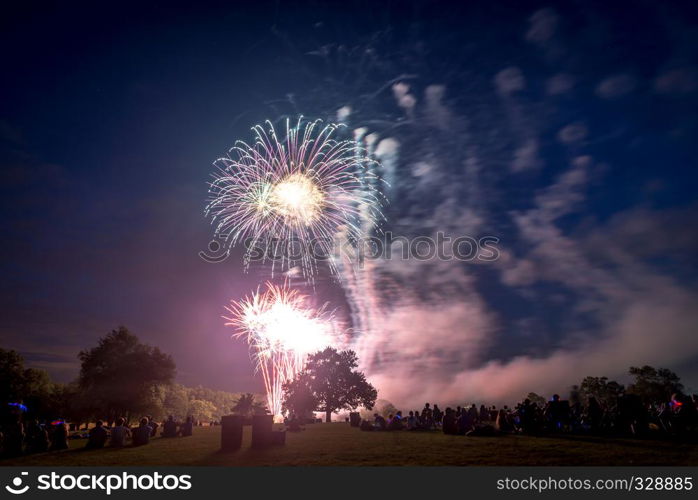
[{"left": 3, "top": 424, "right": 697, "bottom": 466}]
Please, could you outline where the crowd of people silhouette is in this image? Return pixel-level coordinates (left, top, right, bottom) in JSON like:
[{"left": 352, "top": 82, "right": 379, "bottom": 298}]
[
  {"left": 0, "top": 414, "right": 196, "bottom": 457},
  {"left": 360, "top": 393, "right": 698, "bottom": 438}
]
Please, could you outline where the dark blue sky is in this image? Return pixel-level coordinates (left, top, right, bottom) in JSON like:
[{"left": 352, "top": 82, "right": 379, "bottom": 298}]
[{"left": 2, "top": 0, "right": 697, "bottom": 403}]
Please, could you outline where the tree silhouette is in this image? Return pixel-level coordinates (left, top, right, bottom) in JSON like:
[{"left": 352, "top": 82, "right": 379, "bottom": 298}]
[
  {"left": 627, "top": 365, "right": 684, "bottom": 404},
  {"left": 0, "top": 348, "right": 57, "bottom": 419},
  {"left": 579, "top": 376, "right": 624, "bottom": 407},
  {"left": 526, "top": 392, "right": 546, "bottom": 407},
  {"left": 281, "top": 379, "right": 317, "bottom": 417},
  {"left": 283, "top": 348, "right": 377, "bottom": 422},
  {"left": 231, "top": 393, "right": 267, "bottom": 416},
  {"left": 78, "top": 327, "right": 175, "bottom": 423}
]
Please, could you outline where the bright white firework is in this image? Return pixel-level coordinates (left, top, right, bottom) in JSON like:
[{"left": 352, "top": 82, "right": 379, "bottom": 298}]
[
  {"left": 206, "top": 117, "right": 385, "bottom": 280},
  {"left": 223, "top": 282, "right": 338, "bottom": 418}
]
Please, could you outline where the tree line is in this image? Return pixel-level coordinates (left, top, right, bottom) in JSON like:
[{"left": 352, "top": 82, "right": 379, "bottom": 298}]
[
  {"left": 525, "top": 365, "right": 688, "bottom": 409},
  {"left": 1, "top": 327, "right": 262, "bottom": 426}
]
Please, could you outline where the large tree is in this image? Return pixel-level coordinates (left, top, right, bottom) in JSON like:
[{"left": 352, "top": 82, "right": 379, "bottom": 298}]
[
  {"left": 526, "top": 392, "right": 547, "bottom": 407},
  {"left": 281, "top": 378, "right": 317, "bottom": 417},
  {"left": 283, "top": 348, "right": 377, "bottom": 422},
  {"left": 578, "top": 376, "right": 624, "bottom": 408},
  {"left": 78, "top": 327, "right": 175, "bottom": 423},
  {"left": 627, "top": 365, "right": 683, "bottom": 404},
  {"left": 0, "top": 348, "right": 54, "bottom": 418}
]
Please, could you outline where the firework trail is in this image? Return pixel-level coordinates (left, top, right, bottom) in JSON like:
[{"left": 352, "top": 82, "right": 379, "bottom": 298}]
[
  {"left": 206, "top": 117, "right": 385, "bottom": 282},
  {"left": 334, "top": 128, "right": 390, "bottom": 364},
  {"left": 223, "top": 282, "right": 339, "bottom": 418}
]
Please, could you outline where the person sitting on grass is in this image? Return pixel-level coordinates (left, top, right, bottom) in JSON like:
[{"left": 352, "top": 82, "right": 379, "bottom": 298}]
[
  {"left": 132, "top": 418, "right": 151, "bottom": 446},
  {"left": 388, "top": 411, "right": 404, "bottom": 430},
  {"left": 179, "top": 416, "right": 194, "bottom": 437},
  {"left": 162, "top": 415, "right": 178, "bottom": 438},
  {"left": 3, "top": 416, "right": 24, "bottom": 457},
  {"left": 373, "top": 413, "right": 387, "bottom": 430},
  {"left": 442, "top": 407, "right": 458, "bottom": 435},
  {"left": 110, "top": 417, "right": 131, "bottom": 447},
  {"left": 85, "top": 420, "right": 108, "bottom": 449},
  {"left": 495, "top": 409, "right": 514, "bottom": 433},
  {"left": 50, "top": 422, "right": 69, "bottom": 451},
  {"left": 433, "top": 405, "right": 443, "bottom": 428},
  {"left": 147, "top": 416, "right": 159, "bottom": 437},
  {"left": 457, "top": 409, "right": 475, "bottom": 435},
  {"left": 413, "top": 410, "right": 424, "bottom": 429},
  {"left": 287, "top": 413, "right": 303, "bottom": 432},
  {"left": 422, "top": 403, "right": 432, "bottom": 427},
  {"left": 406, "top": 411, "right": 417, "bottom": 430},
  {"left": 26, "top": 419, "right": 49, "bottom": 453}
]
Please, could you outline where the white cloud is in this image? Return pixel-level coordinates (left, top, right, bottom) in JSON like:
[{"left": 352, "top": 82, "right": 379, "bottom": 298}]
[
  {"left": 392, "top": 82, "right": 416, "bottom": 112},
  {"left": 511, "top": 139, "right": 540, "bottom": 172},
  {"left": 494, "top": 67, "right": 526, "bottom": 95},
  {"left": 596, "top": 74, "right": 637, "bottom": 99},
  {"left": 654, "top": 67, "right": 698, "bottom": 94},
  {"left": 337, "top": 105, "right": 352, "bottom": 121},
  {"left": 557, "top": 122, "right": 588, "bottom": 144},
  {"left": 525, "top": 8, "right": 558, "bottom": 45},
  {"left": 547, "top": 73, "right": 575, "bottom": 95}
]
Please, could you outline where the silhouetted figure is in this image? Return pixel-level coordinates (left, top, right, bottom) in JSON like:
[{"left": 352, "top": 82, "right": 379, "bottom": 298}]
[
  {"left": 406, "top": 411, "right": 417, "bottom": 430},
  {"left": 587, "top": 397, "right": 603, "bottom": 433},
  {"left": 359, "top": 419, "right": 373, "bottom": 431},
  {"left": 25, "top": 420, "right": 49, "bottom": 454},
  {"left": 422, "top": 403, "right": 433, "bottom": 429},
  {"left": 110, "top": 417, "right": 131, "bottom": 447},
  {"left": 86, "top": 420, "right": 108, "bottom": 449},
  {"left": 388, "top": 411, "right": 404, "bottom": 430},
  {"left": 179, "top": 416, "right": 193, "bottom": 437},
  {"left": 162, "top": 416, "right": 178, "bottom": 438},
  {"left": 457, "top": 409, "right": 475, "bottom": 435},
  {"left": 433, "top": 405, "right": 443, "bottom": 427},
  {"left": 147, "top": 416, "right": 159, "bottom": 437},
  {"left": 544, "top": 394, "right": 570, "bottom": 431},
  {"left": 518, "top": 399, "right": 534, "bottom": 433},
  {"left": 3, "top": 417, "right": 24, "bottom": 457},
  {"left": 373, "top": 413, "right": 387, "bottom": 430},
  {"left": 468, "top": 404, "right": 479, "bottom": 423},
  {"left": 673, "top": 393, "right": 698, "bottom": 436},
  {"left": 479, "top": 404, "right": 489, "bottom": 422},
  {"left": 132, "top": 418, "right": 151, "bottom": 446},
  {"left": 496, "top": 409, "right": 513, "bottom": 433},
  {"left": 490, "top": 405, "right": 498, "bottom": 421},
  {"left": 50, "top": 422, "right": 69, "bottom": 451},
  {"left": 616, "top": 393, "right": 648, "bottom": 436},
  {"left": 287, "top": 413, "right": 303, "bottom": 432},
  {"left": 442, "top": 408, "right": 457, "bottom": 435}
]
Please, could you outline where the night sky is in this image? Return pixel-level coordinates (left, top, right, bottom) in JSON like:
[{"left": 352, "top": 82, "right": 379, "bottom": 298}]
[{"left": 2, "top": 0, "right": 698, "bottom": 405}]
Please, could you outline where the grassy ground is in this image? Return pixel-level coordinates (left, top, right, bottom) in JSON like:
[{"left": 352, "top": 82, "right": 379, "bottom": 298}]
[{"left": 3, "top": 424, "right": 697, "bottom": 466}]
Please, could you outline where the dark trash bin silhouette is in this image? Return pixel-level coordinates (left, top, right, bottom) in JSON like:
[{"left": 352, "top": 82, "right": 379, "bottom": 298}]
[
  {"left": 251, "top": 414, "right": 274, "bottom": 448},
  {"left": 349, "top": 412, "right": 361, "bottom": 427},
  {"left": 221, "top": 415, "right": 243, "bottom": 451}
]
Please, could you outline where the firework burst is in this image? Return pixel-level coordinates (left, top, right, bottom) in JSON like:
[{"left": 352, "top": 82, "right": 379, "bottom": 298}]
[
  {"left": 206, "top": 117, "right": 385, "bottom": 281},
  {"left": 223, "top": 282, "right": 338, "bottom": 418}
]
